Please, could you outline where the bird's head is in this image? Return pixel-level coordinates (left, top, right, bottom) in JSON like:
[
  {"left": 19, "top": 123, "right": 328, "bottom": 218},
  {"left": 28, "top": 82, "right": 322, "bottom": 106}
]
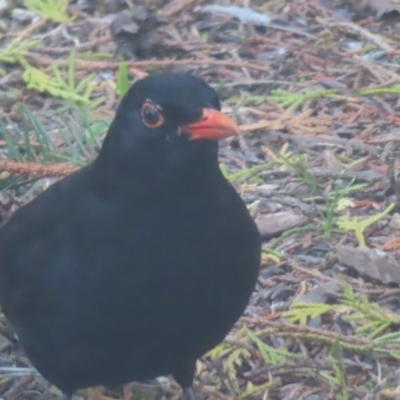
[
  {"left": 97, "top": 73, "right": 239, "bottom": 182},
  {"left": 97, "top": 73, "right": 239, "bottom": 180},
  {"left": 112, "top": 72, "right": 239, "bottom": 142}
]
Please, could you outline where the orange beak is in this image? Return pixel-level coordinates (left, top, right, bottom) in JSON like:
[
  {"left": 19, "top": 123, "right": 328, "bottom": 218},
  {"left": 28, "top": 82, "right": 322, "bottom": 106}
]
[{"left": 182, "top": 108, "right": 240, "bottom": 140}]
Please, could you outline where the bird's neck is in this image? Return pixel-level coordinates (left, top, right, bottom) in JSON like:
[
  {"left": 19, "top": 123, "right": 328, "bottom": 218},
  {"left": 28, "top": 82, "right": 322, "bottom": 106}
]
[{"left": 91, "top": 136, "right": 223, "bottom": 194}]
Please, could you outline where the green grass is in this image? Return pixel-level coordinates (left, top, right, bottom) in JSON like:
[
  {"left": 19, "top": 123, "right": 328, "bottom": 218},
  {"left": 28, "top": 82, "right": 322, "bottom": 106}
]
[
  {"left": 0, "top": 103, "right": 110, "bottom": 192},
  {"left": 263, "top": 146, "right": 369, "bottom": 238},
  {"left": 21, "top": 52, "right": 106, "bottom": 107},
  {"left": 0, "top": 39, "right": 40, "bottom": 68},
  {"left": 0, "top": 103, "right": 106, "bottom": 162},
  {"left": 117, "top": 62, "right": 130, "bottom": 97},
  {"left": 284, "top": 280, "right": 400, "bottom": 341},
  {"left": 24, "top": 0, "right": 73, "bottom": 23}
]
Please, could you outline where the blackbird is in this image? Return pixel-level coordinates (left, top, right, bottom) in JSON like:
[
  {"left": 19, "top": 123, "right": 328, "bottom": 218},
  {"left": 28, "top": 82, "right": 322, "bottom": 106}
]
[{"left": 0, "top": 73, "right": 261, "bottom": 400}]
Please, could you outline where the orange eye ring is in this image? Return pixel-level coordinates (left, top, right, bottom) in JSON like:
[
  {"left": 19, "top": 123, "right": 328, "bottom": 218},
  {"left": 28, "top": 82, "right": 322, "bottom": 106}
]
[{"left": 140, "top": 101, "right": 164, "bottom": 129}]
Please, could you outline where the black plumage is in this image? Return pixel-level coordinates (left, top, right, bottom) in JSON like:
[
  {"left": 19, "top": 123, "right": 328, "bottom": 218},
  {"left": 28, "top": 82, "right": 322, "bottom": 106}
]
[{"left": 0, "top": 73, "right": 261, "bottom": 399}]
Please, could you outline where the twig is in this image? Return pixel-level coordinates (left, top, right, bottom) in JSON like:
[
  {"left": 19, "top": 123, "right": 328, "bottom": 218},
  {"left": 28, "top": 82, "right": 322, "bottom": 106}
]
[
  {"left": 12, "top": 19, "right": 47, "bottom": 43},
  {"left": 27, "top": 54, "right": 271, "bottom": 74},
  {"left": 367, "top": 137, "right": 400, "bottom": 145},
  {"left": 3, "top": 375, "right": 35, "bottom": 400},
  {"left": 329, "top": 22, "right": 394, "bottom": 52},
  {"left": 0, "top": 160, "right": 77, "bottom": 178},
  {"left": 307, "top": 167, "right": 384, "bottom": 183},
  {"left": 164, "top": 0, "right": 199, "bottom": 18},
  {"left": 223, "top": 78, "right": 312, "bottom": 87},
  {"left": 200, "top": 5, "right": 313, "bottom": 38},
  {"left": 263, "top": 131, "right": 378, "bottom": 155},
  {"left": 36, "top": 35, "right": 111, "bottom": 55}
]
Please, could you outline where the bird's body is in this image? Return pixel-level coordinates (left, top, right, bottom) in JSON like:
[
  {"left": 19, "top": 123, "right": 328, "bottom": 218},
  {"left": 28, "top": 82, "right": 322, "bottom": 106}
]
[{"left": 0, "top": 73, "right": 261, "bottom": 398}]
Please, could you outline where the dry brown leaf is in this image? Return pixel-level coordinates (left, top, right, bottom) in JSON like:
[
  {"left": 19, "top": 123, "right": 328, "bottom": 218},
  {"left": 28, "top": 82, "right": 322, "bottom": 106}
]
[
  {"left": 302, "top": 232, "right": 313, "bottom": 248},
  {"left": 382, "top": 237, "right": 400, "bottom": 251},
  {"left": 345, "top": 156, "right": 371, "bottom": 171},
  {"left": 256, "top": 211, "right": 308, "bottom": 238},
  {"left": 337, "top": 246, "right": 400, "bottom": 284},
  {"left": 240, "top": 109, "right": 332, "bottom": 135},
  {"left": 359, "top": 0, "right": 400, "bottom": 16},
  {"left": 323, "top": 150, "right": 343, "bottom": 171}
]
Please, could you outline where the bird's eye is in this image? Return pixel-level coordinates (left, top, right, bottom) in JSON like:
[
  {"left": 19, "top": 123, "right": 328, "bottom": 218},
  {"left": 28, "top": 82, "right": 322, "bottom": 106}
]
[{"left": 140, "top": 102, "right": 164, "bottom": 129}]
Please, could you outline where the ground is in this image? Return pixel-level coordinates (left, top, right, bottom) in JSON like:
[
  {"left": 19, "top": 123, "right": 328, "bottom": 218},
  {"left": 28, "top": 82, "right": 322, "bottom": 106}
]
[{"left": 0, "top": 0, "right": 400, "bottom": 399}]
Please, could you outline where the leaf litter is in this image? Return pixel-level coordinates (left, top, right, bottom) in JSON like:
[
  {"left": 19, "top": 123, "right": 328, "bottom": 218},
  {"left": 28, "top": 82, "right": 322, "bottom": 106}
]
[{"left": 1, "top": 0, "right": 400, "bottom": 399}]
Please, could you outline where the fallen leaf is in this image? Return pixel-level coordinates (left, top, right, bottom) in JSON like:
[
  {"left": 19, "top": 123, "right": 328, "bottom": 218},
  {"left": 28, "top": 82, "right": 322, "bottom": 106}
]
[
  {"left": 256, "top": 211, "right": 308, "bottom": 238},
  {"left": 359, "top": 0, "right": 400, "bottom": 17},
  {"left": 323, "top": 150, "right": 343, "bottom": 171},
  {"left": 337, "top": 246, "right": 400, "bottom": 284}
]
